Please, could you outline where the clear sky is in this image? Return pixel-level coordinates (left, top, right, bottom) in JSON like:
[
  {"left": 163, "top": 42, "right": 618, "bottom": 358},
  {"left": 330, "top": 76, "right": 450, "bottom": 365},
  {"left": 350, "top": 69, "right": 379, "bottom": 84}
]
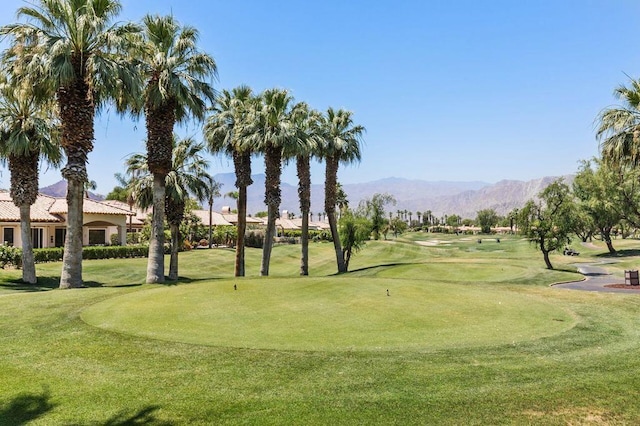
[{"left": 2, "top": 0, "right": 640, "bottom": 195}]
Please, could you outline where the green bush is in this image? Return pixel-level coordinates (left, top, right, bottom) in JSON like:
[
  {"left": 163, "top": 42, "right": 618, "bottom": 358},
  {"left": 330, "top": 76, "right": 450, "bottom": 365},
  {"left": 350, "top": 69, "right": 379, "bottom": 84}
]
[
  {"left": 31, "top": 245, "right": 151, "bottom": 263},
  {"left": 245, "top": 230, "right": 264, "bottom": 248},
  {"left": 34, "top": 248, "right": 64, "bottom": 263},
  {"left": 110, "top": 234, "right": 121, "bottom": 246},
  {"left": 0, "top": 245, "right": 21, "bottom": 269}
]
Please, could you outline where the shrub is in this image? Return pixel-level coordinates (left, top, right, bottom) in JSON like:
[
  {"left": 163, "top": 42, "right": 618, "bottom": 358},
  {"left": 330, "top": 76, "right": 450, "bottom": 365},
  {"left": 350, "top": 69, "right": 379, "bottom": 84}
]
[
  {"left": 0, "top": 245, "right": 21, "bottom": 269},
  {"left": 34, "top": 248, "right": 64, "bottom": 263},
  {"left": 110, "top": 234, "right": 121, "bottom": 246},
  {"left": 245, "top": 230, "right": 264, "bottom": 248},
  {"left": 127, "top": 232, "right": 143, "bottom": 245}
]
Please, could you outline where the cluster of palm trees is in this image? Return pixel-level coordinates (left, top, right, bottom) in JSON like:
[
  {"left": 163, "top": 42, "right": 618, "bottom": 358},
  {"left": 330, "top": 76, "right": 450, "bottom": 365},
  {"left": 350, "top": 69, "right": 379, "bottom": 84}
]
[
  {"left": 0, "top": 1, "right": 217, "bottom": 287},
  {"left": 0, "top": 0, "right": 364, "bottom": 287},
  {"left": 204, "top": 88, "right": 365, "bottom": 276}
]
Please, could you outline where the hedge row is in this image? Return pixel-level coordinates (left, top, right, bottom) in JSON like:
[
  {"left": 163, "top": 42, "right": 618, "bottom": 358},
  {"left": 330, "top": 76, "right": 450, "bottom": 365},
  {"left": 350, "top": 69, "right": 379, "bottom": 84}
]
[{"left": 10, "top": 245, "right": 155, "bottom": 266}]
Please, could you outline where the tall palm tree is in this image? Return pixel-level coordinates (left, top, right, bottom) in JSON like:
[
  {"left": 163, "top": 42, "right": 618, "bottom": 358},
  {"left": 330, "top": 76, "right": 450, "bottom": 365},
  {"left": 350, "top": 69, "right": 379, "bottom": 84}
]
[
  {"left": 134, "top": 14, "right": 217, "bottom": 283},
  {"left": 203, "top": 175, "right": 221, "bottom": 249},
  {"left": 597, "top": 77, "right": 640, "bottom": 166},
  {"left": 320, "top": 108, "right": 365, "bottom": 274},
  {"left": 126, "top": 135, "right": 211, "bottom": 280},
  {"left": 0, "top": 71, "right": 61, "bottom": 284},
  {"left": 204, "top": 85, "right": 254, "bottom": 276},
  {"left": 1, "top": 0, "right": 139, "bottom": 288},
  {"left": 286, "top": 102, "right": 321, "bottom": 276},
  {"left": 112, "top": 172, "right": 137, "bottom": 232},
  {"left": 247, "top": 88, "right": 296, "bottom": 276}
]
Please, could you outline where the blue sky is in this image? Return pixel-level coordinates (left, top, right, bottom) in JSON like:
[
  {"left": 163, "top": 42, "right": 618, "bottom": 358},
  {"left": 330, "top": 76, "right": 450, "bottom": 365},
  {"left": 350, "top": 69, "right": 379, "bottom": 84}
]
[{"left": 2, "top": 0, "right": 640, "bottom": 194}]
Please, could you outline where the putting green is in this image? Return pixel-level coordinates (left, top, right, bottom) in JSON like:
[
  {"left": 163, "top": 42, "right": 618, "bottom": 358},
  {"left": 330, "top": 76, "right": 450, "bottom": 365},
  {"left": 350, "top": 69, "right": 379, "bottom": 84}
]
[
  {"left": 374, "top": 261, "right": 529, "bottom": 282},
  {"left": 82, "top": 278, "right": 575, "bottom": 351}
]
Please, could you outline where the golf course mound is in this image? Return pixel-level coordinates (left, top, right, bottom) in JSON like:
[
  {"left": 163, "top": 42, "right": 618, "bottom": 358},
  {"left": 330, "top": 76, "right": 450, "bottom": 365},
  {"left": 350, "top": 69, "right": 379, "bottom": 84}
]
[{"left": 82, "top": 277, "right": 575, "bottom": 351}]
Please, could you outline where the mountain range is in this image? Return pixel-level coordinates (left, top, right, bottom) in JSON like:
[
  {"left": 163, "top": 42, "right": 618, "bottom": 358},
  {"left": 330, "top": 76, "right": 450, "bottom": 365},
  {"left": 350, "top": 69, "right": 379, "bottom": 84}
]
[
  {"left": 39, "top": 174, "right": 573, "bottom": 220},
  {"left": 206, "top": 173, "right": 574, "bottom": 219}
]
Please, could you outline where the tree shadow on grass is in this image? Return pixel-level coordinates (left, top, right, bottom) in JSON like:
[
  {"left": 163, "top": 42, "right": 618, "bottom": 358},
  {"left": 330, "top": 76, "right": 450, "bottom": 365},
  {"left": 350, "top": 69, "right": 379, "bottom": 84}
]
[
  {"left": 158, "top": 276, "right": 227, "bottom": 286},
  {"left": 0, "top": 389, "right": 56, "bottom": 425},
  {"left": 69, "top": 405, "right": 174, "bottom": 426},
  {"left": 595, "top": 249, "right": 640, "bottom": 258},
  {"left": 0, "top": 277, "right": 144, "bottom": 292},
  {"left": 346, "top": 262, "right": 419, "bottom": 275},
  {"left": 0, "top": 276, "right": 59, "bottom": 292}
]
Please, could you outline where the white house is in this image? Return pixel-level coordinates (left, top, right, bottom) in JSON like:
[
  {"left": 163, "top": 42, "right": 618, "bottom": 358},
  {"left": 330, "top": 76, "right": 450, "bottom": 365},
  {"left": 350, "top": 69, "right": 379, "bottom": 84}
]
[{"left": 0, "top": 191, "right": 135, "bottom": 249}]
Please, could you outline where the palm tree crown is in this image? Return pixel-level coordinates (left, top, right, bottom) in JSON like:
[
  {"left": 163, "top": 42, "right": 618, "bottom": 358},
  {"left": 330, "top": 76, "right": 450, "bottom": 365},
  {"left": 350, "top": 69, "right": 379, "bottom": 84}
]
[
  {"left": 1, "top": 0, "right": 138, "bottom": 288},
  {"left": 597, "top": 77, "right": 640, "bottom": 166},
  {"left": 137, "top": 13, "right": 217, "bottom": 175}
]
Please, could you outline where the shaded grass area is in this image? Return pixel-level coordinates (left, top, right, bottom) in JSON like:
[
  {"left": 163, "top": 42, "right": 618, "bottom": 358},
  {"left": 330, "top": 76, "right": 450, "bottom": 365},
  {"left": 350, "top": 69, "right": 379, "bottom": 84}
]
[{"left": 0, "top": 234, "right": 639, "bottom": 424}]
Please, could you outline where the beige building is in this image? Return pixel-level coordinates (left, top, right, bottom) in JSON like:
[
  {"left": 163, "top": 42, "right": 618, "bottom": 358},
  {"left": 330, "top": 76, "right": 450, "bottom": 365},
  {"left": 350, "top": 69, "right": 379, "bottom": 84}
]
[{"left": 0, "top": 191, "right": 134, "bottom": 248}]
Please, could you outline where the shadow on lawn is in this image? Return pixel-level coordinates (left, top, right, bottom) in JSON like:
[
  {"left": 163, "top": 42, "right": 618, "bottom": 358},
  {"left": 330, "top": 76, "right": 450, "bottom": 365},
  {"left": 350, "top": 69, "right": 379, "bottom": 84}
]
[
  {"left": 348, "top": 262, "right": 417, "bottom": 274},
  {"left": 69, "top": 405, "right": 174, "bottom": 426},
  {"left": 0, "top": 276, "right": 59, "bottom": 292},
  {"left": 0, "top": 389, "right": 55, "bottom": 425},
  {"left": 0, "top": 277, "right": 143, "bottom": 292},
  {"left": 158, "top": 276, "right": 225, "bottom": 286},
  {"left": 596, "top": 249, "right": 640, "bottom": 258}
]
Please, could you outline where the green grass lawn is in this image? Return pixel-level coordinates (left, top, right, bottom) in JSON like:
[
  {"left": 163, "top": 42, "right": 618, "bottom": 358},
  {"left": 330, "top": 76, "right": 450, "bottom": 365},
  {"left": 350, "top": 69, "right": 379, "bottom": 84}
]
[{"left": 1, "top": 234, "right": 640, "bottom": 424}]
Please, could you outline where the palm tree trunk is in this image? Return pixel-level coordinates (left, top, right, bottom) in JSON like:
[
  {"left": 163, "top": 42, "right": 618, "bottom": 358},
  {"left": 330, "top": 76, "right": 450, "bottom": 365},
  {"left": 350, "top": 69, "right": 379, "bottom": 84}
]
[
  {"left": 327, "top": 210, "right": 346, "bottom": 273},
  {"left": 300, "top": 212, "right": 309, "bottom": 275},
  {"left": 169, "top": 222, "right": 179, "bottom": 280},
  {"left": 260, "top": 145, "right": 282, "bottom": 277},
  {"left": 297, "top": 155, "right": 311, "bottom": 276},
  {"left": 325, "top": 155, "right": 346, "bottom": 273},
  {"left": 235, "top": 185, "right": 247, "bottom": 277},
  {"left": 147, "top": 173, "right": 166, "bottom": 283},
  {"left": 60, "top": 178, "right": 85, "bottom": 288},
  {"left": 58, "top": 67, "right": 93, "bottom": 289},
  {"left": 261, "top": 205, "right": 277, "bottom": 276},
  {"left": 208, "top": 200, "right": 213, "bottom": 249},
  {"left": 19, "top": 204, "right": 36, "bottom": 284}
]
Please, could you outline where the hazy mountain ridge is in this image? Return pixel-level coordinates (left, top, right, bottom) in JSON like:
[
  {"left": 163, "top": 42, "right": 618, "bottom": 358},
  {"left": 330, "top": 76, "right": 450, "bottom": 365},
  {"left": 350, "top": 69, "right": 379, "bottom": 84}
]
[
  {"left": 209, "top": 174, "right": 573, "bottom": 219},
  {"left": 38, "top": 174, "right": 572, "bottom": 219}
]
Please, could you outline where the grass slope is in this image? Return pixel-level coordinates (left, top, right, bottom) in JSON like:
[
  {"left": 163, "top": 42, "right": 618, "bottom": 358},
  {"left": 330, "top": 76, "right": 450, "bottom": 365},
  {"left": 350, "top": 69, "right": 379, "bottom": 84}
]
[{"left": 0, "top": 234, "right": 639, "bottom": 424}]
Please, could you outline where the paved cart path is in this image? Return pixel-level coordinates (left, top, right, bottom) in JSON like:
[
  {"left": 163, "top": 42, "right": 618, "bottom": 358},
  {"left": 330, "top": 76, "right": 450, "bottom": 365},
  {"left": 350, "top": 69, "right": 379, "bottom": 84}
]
[{"left": 553, "top": 263, "right": 640, "bottom": 294}]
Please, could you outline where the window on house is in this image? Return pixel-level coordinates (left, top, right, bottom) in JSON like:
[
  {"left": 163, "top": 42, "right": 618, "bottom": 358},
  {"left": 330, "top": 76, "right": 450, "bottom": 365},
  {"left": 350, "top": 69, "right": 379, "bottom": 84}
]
[
  {"left": 55, "top": 228, "right": 66, "bottom": 247},
  {"left": 88, "top": 229, "right": 106, "bottom": 245},
  {"left": 31, "top": 228, "right": 43, "bottom": 249},
  {"left": 3, "top": 228, "right": 14, "bottom": 246}
]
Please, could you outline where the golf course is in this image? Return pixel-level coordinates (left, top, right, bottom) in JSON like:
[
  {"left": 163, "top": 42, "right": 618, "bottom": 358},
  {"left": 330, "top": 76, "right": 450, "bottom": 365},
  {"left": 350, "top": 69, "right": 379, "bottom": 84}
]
[{"left": 1, "top": 234, "right": 639, "bottom": 424}]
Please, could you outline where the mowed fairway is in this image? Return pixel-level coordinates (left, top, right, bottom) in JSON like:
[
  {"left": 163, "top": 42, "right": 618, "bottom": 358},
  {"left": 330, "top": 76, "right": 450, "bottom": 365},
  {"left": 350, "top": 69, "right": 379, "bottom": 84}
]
[
  {"left": 82, "top": 278, "right": 573, "bottom": 351},
  {"left": 1, "top": 234, "right": 640, "bottom": 424}
]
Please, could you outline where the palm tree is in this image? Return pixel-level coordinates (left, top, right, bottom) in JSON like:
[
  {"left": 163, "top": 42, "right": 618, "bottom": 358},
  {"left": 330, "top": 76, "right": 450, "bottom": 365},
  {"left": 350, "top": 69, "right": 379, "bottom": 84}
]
[
  {"left": 320, "top": 108, "right": 365, "bottom": 274},
  {"left": 126, "top": 135, "right": 211, "bottom": 280},
  {"left": 2, "top": 0, "right": 139, "bottom": 288},
  {"left": 204, "top": 85, "right": 254, "bottom": 276},
  {"left": 246, "top": 88, "right": 296, "bottom": 276},
  {"left": 112, "top": 172, "right": 137, "bottom": 232},
  {"left": 597, "top": 77, "right": 640, "bottom": 166},
  {"left": 287, "top": 103, "right": 322, "bottom": 276},
  {"left": 83, "top": 179, "right": 97, "bottom": 198},
  {"left": 204, "top": 176, "right": 221, "bottom": 249},
  {"left": 225, "top": 191, "right": 239, "bottom": 209},
  {"left": 335, "top": 182, "right": 349, "bottom": 217},
  {"left": 0, "top": 71, "right": 61, "bottom": 284},
  {"left": 134, "top": 14, "right": 217, "bottom": 283}
]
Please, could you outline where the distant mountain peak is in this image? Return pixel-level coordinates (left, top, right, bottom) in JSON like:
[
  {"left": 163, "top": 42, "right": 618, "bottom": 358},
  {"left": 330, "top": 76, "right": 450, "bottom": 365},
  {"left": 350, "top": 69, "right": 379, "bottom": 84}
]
[{"left": 40, "top": 180, "right": 105, "bottom": 201}]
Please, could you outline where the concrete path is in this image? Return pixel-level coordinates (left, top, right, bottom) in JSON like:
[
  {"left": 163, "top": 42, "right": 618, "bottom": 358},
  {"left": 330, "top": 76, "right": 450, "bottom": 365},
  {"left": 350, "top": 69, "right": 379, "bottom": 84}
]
[{"left": 553, "top": 263, "right": 640, "bottom": 294}]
